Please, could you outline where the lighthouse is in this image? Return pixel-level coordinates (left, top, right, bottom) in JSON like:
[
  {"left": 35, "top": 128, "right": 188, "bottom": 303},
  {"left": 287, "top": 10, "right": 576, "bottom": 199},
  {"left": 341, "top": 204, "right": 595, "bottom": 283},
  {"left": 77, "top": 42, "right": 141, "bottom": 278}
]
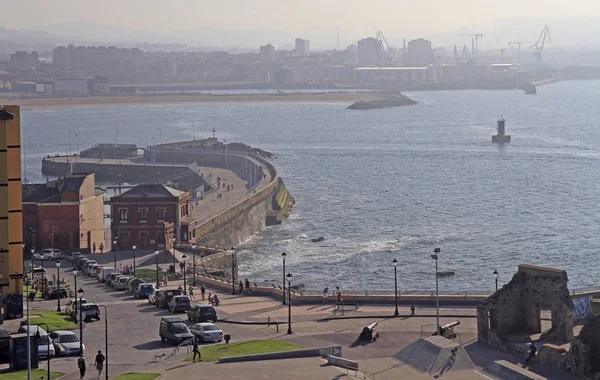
[{"left": 492, "top": 116, "right": 511, "bottom": 143}]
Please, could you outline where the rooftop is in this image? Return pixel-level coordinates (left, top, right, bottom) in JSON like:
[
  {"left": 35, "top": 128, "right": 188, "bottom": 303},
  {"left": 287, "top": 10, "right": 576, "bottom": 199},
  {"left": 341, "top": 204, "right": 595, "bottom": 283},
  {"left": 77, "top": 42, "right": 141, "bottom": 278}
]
[{"left": 115, "top": 184, "right": 186, "bottom": 199}]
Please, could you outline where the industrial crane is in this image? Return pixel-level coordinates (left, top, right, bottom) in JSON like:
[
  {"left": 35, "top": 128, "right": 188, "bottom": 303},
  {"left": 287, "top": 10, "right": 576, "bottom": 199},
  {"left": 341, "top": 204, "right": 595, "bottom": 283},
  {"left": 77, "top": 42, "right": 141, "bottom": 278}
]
[
  {"left": 508, "top": 42, "right": 524, "bottom": 65},
  {"left": 462, "top": 45, "right": 473, "bottom": 64},
  {"left": 375, "top": 30, "right": 392, "bottom": 67},
  {"left": 531, "top": 25, "right": 551, "bottom": 63},
  {"left": 458, "top": 33, "right": 483, "bottom": 63}
]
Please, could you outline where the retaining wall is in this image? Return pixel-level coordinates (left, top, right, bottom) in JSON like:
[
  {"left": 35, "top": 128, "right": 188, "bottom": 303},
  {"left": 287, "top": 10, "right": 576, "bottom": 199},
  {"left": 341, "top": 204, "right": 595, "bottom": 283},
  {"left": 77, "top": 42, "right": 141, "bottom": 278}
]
[{"left": 218, "top": 346, "right": 342, "bottom": 363}]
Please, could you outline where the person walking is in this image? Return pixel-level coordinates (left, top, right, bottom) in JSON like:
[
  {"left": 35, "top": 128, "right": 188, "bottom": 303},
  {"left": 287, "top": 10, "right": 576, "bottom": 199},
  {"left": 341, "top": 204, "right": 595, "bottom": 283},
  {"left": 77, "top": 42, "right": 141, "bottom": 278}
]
[
  {"left": 99, "top": 243, "right": 104, "bottom": 254},
  {"left": 189, "top": 285, "right": 195, "bottom": 299},
  {"left": 77, "top": 354, "right": 86, "bottom": 379},
  {"left": 163, "top": 275, "right": 168, "bottom": 287},
  {"left": 525, "top": 341, "right": 537, "bottom": 364},
  {"left": 192, "top": 338, "right": 201, "bottom": 362},
  {"left": 336, "top": 286, "right": 343, "bottom": 305},
  {"left": 238, "top": 280, "right": 244, "bottom": 294},
  {"left": 201, "top": 284, "right": 206, "bottom": 300},
  {"left": 93, "top": 242, "right": 96, "bottom": 254},
  {"left": 322, "top": 287, "right": 329, "bottom": 305},
  {"left": 95, "top": 350, "right": 105, "bottom": 379}
]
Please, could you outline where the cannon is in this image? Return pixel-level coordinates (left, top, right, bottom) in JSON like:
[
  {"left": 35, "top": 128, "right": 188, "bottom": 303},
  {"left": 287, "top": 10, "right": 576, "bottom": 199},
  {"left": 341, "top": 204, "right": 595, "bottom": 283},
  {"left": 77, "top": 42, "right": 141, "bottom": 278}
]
[
  {"left": 432, "top": 321, "right": 460, "bottom": 339},
  {"left": 358, "top": 321, "right": 379, "bottom": 342}
]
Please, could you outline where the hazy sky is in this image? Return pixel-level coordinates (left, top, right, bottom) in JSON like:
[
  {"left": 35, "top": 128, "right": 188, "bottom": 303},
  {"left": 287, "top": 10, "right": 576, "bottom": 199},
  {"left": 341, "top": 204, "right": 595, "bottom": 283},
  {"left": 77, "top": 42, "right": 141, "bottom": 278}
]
[{"left": 4, "top": 0, "right": 600, "bottom": 34}]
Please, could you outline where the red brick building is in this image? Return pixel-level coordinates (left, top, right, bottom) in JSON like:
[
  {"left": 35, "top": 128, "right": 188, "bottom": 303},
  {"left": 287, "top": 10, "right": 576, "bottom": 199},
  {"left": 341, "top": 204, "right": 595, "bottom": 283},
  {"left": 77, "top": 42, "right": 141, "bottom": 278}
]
[
  {"left": 110, "top": 184, "right": 194, "bottom": 250},
  {"left": 22, "top": 173, "right": 106, "bottom": 252}
]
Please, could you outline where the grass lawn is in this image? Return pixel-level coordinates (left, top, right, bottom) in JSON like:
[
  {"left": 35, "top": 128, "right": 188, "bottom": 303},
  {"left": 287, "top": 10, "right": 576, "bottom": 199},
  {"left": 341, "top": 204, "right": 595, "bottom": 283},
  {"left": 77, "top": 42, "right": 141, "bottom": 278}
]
[
  {"left": 22, "top": 285, "right": 42, "bottom": 298},
  {"left": 1, "top": 369, "right": 64, "bottom": 380},
  {"left": 29, "top": 311, "right": 77, "bottom": 331},
  {"left": 112, "top": 373, "right": 161, "bottom": 380},
  {"left": 185, "top": 340, "right": 305, "bottom": 362},
  {"left": 134, "top": 268, "right": 178, "bottom": 282}
]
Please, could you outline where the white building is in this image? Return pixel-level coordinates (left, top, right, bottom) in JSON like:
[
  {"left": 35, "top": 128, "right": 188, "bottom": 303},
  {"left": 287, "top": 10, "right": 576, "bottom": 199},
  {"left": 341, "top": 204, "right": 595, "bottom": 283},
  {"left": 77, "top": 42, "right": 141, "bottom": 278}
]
[
  {"left": 294, "top": 38, "right": 310, "bottom": 54},
  {"left": 259, "top": 44, "right": 276, "bottom": 62},
  {"left": 357, "top": 38, "right": 383, "bottom": 66}
]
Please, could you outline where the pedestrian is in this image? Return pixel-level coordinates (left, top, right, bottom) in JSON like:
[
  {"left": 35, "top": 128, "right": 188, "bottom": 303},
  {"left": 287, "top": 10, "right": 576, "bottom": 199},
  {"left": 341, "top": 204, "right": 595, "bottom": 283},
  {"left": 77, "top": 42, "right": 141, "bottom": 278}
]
[
  {"left": 410, "top": 305, "right": 416, "bottom": 316},
  {"left": 525, "top": 341, "right": 537, "bottom": 364},
  {"left": 163, "top": 275, "right": 168, "bottom": 287},
  {"left": 201, "top": 284, "right": 206, "bottom": 300},
  {"left": 239, "top": 280, "right": 243, "bottom": 294},
  {"left": 93, "top": 242, "right": 96, "bottom": 253},
  {"left": 245, "top": 278, "right": 250, "bottom": 291},
  {"left": 192, "top": 338, "right": 201, "bottom": 362},
  {"left": 119, "top": 263, "right": 123, "bottom": 273},
  {"left": 336, "top": 286, "right": 343, "bottom": 305},
  {"left": 77, "top": 354, "right": 86, "bottom": 379},
  {"left": 178, "top": 284, "right": 183, "bottom": 292},
  {"left": 95, "top": 350, "right": 105, "bottom": 379},
  {"left": 99, "top": 243, "right": 104, "bottom": 254},
  {"left": 207, "top": 293, "right": 213, "bottom": 305},
  {"left": 189, "top": 285, "right": 195, "bottom": 299},
  {"left": 322, "top": 287, "right": 329, "bottom": 304}
]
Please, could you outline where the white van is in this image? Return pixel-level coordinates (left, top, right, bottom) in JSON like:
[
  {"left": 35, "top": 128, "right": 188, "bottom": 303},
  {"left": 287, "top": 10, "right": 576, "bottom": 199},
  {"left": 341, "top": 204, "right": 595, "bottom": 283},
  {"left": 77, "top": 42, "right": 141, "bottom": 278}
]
[{"left": 99, "top": 267, "right": 116, "bottom": 283}]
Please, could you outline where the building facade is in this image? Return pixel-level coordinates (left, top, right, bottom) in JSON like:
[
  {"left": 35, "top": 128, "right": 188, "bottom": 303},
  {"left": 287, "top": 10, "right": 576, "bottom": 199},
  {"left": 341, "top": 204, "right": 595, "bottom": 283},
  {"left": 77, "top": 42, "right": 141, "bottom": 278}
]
[
  {"left": 405, "top": 38, "right": 434, "bottom": 66},
  {"left": 110, "top": 184, "right": 194, "bottom": 251},
  {"left": 294, "top": 38, "right": 310, "bottom": 54},
  {"left": 0, "top": 105, "right": 24, "bottom": 319},
  {"left": 22, "top": 173, "right": 105, "bottom": 252},
  {"left": 357, "top": 37, "right": 383, "bottom": 66}
]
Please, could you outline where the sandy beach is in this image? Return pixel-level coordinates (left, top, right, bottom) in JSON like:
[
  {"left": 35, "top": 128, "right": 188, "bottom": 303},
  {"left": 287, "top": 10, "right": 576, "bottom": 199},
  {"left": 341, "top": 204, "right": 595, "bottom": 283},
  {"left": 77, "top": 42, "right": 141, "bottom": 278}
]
[{"left": 2, "top": 91, "right": 381, "bottom": 109}]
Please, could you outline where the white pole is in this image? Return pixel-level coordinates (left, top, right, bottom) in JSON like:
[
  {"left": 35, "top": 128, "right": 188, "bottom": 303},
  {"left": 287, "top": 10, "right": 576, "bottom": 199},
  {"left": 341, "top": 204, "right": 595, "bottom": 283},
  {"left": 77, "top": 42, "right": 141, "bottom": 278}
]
[{"left": 26, "top": 278, "right": 31, "bottom": 380}]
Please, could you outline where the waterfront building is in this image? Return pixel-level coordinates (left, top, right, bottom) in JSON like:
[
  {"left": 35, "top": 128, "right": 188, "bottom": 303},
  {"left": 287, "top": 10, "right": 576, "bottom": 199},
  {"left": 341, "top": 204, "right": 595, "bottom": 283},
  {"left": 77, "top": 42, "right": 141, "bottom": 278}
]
[
  {"left": 405, "top": 38, "right": 434, "bottom": 66},
  {"left": 354, "top": 66, "right": 439, "bottom": 84},
  {"left": 22, "top": 173, "right": 105, "bottom": 252},
  {"left": 0, "top": 105, "right": 24, "bottom": 319},
  {"left": 110, "top": 184, "right": 194, "bottom": 250},
  {"left": 357, "top": 37, "right": 383, "bottom": 66},
  {"left": 294, "top": 38, "right": 310, "bottom": 54},
  {"left": 259, "top": 43, "right": 276, "bottom": 62}
]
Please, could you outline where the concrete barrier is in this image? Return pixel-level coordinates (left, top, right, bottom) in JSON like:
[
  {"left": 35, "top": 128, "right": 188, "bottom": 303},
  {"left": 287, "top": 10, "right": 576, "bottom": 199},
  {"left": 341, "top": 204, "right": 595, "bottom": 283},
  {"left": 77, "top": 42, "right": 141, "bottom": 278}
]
[
  {"left": 327, "top": 355, "right": 359, "bottom": 371},
  {"left": 218, "top": 346, "right": 342, "bottom": 363}
]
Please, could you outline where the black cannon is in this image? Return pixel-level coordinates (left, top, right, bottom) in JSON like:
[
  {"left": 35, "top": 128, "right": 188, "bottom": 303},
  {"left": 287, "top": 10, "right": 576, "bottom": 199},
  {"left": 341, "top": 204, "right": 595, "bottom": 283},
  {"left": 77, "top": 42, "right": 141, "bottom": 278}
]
[
  {"left": 432, "top": 321, "right": 460, "bottom": 339},
  {"left": 358, "top": 321, "right": 379, "bottom": 342}
]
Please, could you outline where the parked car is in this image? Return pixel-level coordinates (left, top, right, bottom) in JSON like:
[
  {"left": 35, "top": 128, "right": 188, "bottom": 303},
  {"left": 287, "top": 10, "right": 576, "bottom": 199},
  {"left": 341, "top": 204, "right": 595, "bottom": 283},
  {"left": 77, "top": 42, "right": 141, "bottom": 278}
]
[
  {"left": 79, "top": 303, "right": 101, "bottom": 321},
  {"left": 156, "top": 288, "right": 182, "bottom": 309},
  {"left": 114, "top": 276, "right": 130, "bottom": 291},
  {"left": 127, "top": 277, "right": 145, "bottom": 295},
  {"left": 50, "top": 330, "right": 84, "bottom": 356},
  {"left": 158, "top": 317, "right": 194, "bottom": 345},
  {"left": 187, "top": 304, "right": 218, "bottom": 323},
  {"left": 45, "top": 286, "right": 68, "bottom": 299},
  {"left": 18, "top": 325, "right": 56, "bottom": 358},
  {"left": 188, "top": 322, "right": 224, "bottom": 343},
  {"left": 148, "top": 289, "right": 162, "bottom": 305},
  {"left": 33, "top": 248, "right": 61, "bottom": 260},
  {"left": 88, "top": 264, "right": 99, "bottom": 277},
  {"left": 70, "top": 252, "right": 84, "bottom": 263},
  {"left": 112, "top": 275, "right": 128, "bottom": 289},
  {"left": 77, "top": 258, "right": 89, "bottom": 270},
  {"left": 107, "top": 272, "right": 121, "bottom": 287},
  {"left": 168, "top": 295, "right": 191, "bottom": 313},
  {"left": 135, "top": 283, "right": 155, "bottom": 299},
  {"left": 99, "top": 267, "right": 116, "bottom": 283},
  {"left": 83, "top": 261, "right": 97, "bottom": 275},
  {"left": 64, "top": 298, "right": 88, "bottom": 318}
]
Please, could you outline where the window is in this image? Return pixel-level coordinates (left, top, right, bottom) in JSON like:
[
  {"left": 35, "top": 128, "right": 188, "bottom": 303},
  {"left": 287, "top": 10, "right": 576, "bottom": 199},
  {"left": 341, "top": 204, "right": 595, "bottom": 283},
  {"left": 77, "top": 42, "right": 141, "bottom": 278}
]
[
  {"left": 139, "top": 208, "right": 148, "bottom": 222},
  {"left": 157, "top": 208, "right": 166, "bottom": 221},
  {"left": 119, "top": 208, "right": 128, "bottom": 222}
]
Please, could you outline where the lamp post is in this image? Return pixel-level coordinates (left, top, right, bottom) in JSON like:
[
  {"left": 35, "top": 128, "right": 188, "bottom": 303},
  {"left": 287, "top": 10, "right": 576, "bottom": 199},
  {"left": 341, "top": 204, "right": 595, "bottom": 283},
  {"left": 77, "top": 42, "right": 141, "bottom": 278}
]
[
  {"left": 172, "top": 238, "right": 177, "bottom": 268},
  {"left": 392, "top": 258, "right": 399, "bottom": 317},
  {"left": 55, "top": 260, "right": 62, "bottom": 311},
  {"left": 40, "top": 254, "right": 45, "bottom": 296},
  {"left": 113, "top": 238, "right": 117, "bottom": 269},
  {"left": 182, "top": 254, "right": 187, "bottom": 295},
  {"left": 132, "top": 243, "right": 137, "bottom": 277},
  {"left": 25, "top": 272, "right": 31, "bottom": 380},
  {"left": 30, "top": 248, "right": 34, "bottom": 277},
  {"left": 191, "top": 244, "right": 197, "bottom": 286},
  {"left": 286, "top": 273, "right": 293, "bottom": 334},
  {"left": 36, "top": 322, "right": 51, "bottom": 380},
  {"left": 154, "top": 250, "right": 160, "bottom": 289},
  {"left": 73, "top": 270, "right": 78, "bottom": 299},
  {"left": 78, "top": 288, "right": 84, "bottom": 353},
  {"left": 431, "top": 248, "right": 440, "bottom": 335},
  {"left": 231, "top": 247, "right": 236, "bottom": 295},
  {"left": 281, "top": 252, "right": 287, "bottom": 306},
  {"left": 493, "top": 270, "right": 499, "bottom": 292},
  {"left": 98, "top": 305, "right": 108, "bottom": 380}
]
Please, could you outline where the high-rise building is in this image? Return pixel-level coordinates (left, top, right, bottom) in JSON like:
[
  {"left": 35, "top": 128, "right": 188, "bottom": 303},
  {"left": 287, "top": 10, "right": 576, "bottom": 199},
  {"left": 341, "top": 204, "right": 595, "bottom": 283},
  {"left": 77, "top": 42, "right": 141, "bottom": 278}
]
[
  {"left": 357, "top": 37, "right": 383, "bottom": 66},
  {"left": 0, "top": 105, "right": 24, "bottom": 320},
  {"left": 259, "top": 44, "right": 276, "bottom": 62},
  {"left": 294, "top": 38, "right": 310, "bottom": 54},
  {"left": 405, "top": 38, "right": 434, "bottom": 66}
]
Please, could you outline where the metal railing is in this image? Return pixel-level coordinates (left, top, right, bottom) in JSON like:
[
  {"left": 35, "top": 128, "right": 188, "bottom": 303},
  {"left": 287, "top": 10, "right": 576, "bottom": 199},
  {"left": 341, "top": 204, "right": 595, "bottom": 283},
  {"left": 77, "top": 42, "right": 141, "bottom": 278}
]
[{"left": 168, "top": 338, "right": 194, "bottom": 359}]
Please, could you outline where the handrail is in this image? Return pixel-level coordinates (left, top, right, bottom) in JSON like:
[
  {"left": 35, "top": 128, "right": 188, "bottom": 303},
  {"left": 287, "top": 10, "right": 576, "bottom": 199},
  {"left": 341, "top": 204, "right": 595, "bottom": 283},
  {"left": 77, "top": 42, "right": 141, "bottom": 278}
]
[{"left": 168, "top": 338, "right": 194, "bottom": 359}]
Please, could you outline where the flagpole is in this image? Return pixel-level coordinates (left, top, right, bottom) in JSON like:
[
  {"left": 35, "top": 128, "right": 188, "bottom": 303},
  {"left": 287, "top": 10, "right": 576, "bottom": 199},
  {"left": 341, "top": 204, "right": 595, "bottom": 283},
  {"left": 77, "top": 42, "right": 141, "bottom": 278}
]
[{"left": 115, "top": 123, "right": 118, "bottom": 146}]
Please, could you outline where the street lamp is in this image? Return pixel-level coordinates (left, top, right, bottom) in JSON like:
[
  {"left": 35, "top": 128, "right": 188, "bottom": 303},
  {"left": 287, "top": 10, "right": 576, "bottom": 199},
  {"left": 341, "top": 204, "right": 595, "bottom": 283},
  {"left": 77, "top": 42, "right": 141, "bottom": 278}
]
[
  {"left": 98, "top": 305, "right": 109, "bottom": 380},
  {"left": 73, "top": 270, "right": 78, "bottom": 299},
  {"left": 182, "top": 254, "right": 187, "bottom": 295},
  {"left": 431, "top": 248, "right": 441, "bottom": 335},
  {"left": 36, "top": 322, "right": 51, "bottom": 380},
  {"left": 55, "top": 260, "right": 61, "bottom": 311},
  {"left": 286, "top": 273, "right": 293, "bottom": 334},
  {"left": 493, "top": 270, "right": 499, "bottom": 292},
  {"left": 191, "top": 243, "right": 197, "bottom": 286},
  {"left": 154, "top": 250, "right": 160, "bottom": 289},
  {"left": 172, "top": 237, "right": 177, "bottom": 268},
  {"left": 39, "top": 254, "right": 45, "bottom": 296},
  {"left": 392, "top": 258, "right": 399, "bottom": 317},
  {"left": 113, "top": 238, "right": 118, "bottom": 269},
  {"left": 30, "top": 248, "right": 34, "bottom": 278},
  {"left": 132, "top": 243, "right": 137, "bottom": 277},
  {"left": 77, "top": 288, "right": 84, "bottom": 353},
  {"left": 231, "top": 247, "right": 236, "bottom": 295},
  {"left": 281, "top": 252, "right": 287, "bottom": 306}
]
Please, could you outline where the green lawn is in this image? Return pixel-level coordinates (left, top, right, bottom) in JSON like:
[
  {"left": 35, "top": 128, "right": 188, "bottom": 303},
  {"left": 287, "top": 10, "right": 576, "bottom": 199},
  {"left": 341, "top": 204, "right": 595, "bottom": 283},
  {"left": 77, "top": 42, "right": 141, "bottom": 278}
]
[
  {"left": 1, "top": 369, "right": 64, "bottom": 380},
  {"left": 29, "top": 311, "right": 77, "bottom": 331},
  {"left": 22, "top": 285, "right": 41, "bottom": 298},
  {"left": 112, "top": 373, "right": 160, "bottom": 380},
  {"left": 185, "top": 340, "right": 305, "bottom": 362},
  {"left": 134, "top": 268, "right": 178, "bottom": 282}
]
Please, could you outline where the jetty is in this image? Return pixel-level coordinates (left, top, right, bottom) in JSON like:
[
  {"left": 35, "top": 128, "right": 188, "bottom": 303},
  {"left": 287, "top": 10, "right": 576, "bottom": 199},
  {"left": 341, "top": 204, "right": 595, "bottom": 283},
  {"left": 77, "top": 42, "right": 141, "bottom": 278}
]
[{"left": 347, "top": 94, "right": 417, "bottom": 110}]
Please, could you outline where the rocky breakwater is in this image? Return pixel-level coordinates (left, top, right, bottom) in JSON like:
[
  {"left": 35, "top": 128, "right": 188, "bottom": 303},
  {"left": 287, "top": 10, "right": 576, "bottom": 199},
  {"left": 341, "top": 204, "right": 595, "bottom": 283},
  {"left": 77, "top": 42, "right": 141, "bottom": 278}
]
[{"left": 347, "top": 94, "right": 417, "bottom": 110}]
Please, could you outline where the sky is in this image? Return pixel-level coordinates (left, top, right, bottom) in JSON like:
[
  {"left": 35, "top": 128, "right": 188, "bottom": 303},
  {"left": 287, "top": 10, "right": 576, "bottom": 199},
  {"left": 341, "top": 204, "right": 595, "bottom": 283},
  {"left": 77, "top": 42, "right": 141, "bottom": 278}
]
[{"left": 4, "top": 0, "right": 600, "bottom": 35}]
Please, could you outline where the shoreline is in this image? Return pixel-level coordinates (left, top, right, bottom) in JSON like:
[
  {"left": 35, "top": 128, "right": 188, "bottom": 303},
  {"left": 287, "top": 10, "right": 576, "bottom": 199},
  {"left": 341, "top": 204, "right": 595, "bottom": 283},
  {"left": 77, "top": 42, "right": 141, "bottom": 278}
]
[{"left": 3, "top": 92, "right": 382, "bottom": 109}]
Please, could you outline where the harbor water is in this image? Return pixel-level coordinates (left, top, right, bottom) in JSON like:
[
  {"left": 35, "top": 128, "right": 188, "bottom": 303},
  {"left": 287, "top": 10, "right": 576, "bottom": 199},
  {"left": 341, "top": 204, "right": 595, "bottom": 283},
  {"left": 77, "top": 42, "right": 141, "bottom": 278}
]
[{"left": 20, "top": 80, "right": 600, "bottom": 294}]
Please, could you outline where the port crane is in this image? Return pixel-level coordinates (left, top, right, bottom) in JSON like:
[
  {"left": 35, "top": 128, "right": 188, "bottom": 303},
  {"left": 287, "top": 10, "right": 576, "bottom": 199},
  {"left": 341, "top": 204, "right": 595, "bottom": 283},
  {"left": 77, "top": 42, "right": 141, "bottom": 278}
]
[
  {"left": 508, "top": 41, "right": 525, "bottom": 65},
  {"left": 458, "top": 33, "right": 483, "bottom": 63},
  {"left": 531, "top": 25, "right": 551, "bottom": 63},
  {"left": 375, "top": 30, "right": 393, "bottom": 67},
  {"left": 461, "top": 45, "right": 473, "bottom": 64}
]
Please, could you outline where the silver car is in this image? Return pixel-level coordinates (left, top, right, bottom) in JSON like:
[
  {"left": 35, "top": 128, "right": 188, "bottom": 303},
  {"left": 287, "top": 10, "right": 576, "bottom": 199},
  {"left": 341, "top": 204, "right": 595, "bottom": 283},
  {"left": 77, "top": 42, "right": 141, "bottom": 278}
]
[
  {"left": 114, "top": 276, "right": 130, "bottom": 291},
  {"left": 188, "top": 323, "right": 224, "bottom": 343},
  {"left": 49, "top": 330, "right": 84, "bottom": 356},
  {"left": 18, "top": 325, "right": 56, "bottom": 358}
]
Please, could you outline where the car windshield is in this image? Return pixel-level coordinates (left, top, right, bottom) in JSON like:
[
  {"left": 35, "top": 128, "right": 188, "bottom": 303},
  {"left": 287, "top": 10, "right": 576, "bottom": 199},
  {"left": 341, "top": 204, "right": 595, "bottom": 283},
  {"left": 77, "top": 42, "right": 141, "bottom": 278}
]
[
  {"left": 81, "top": 305, "right": 96, "bottom": 310},
  {"left": 119, "top": 278, "right": 127, "bottom": 283},
  {"left": 140, "top": 285, "right": 152, "bottom": 290},
  {"left": 202, "top": 325, "right": 219, "bottom": 331},
  {"left": 200, "top": 307, "right": 213, "bottom": 312},
  {"left": 60, "top": 334, "right": 79, "bottom": 343},
  {"left": 170, "top": 323, "right": 189, "bottom": 334},
  {"left": 176, "top": 297, "right": 189, "bottom": 304}
]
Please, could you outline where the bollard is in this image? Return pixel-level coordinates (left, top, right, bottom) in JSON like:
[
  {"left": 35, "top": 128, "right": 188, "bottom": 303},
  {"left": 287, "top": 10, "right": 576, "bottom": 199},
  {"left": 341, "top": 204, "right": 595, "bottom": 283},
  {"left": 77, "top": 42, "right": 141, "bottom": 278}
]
[
  {"left": 224, "top": 334, "right": 231, "bottom": 344},
  {"left": 268, "top": 316, "right": 270, "bottom": 327}
]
